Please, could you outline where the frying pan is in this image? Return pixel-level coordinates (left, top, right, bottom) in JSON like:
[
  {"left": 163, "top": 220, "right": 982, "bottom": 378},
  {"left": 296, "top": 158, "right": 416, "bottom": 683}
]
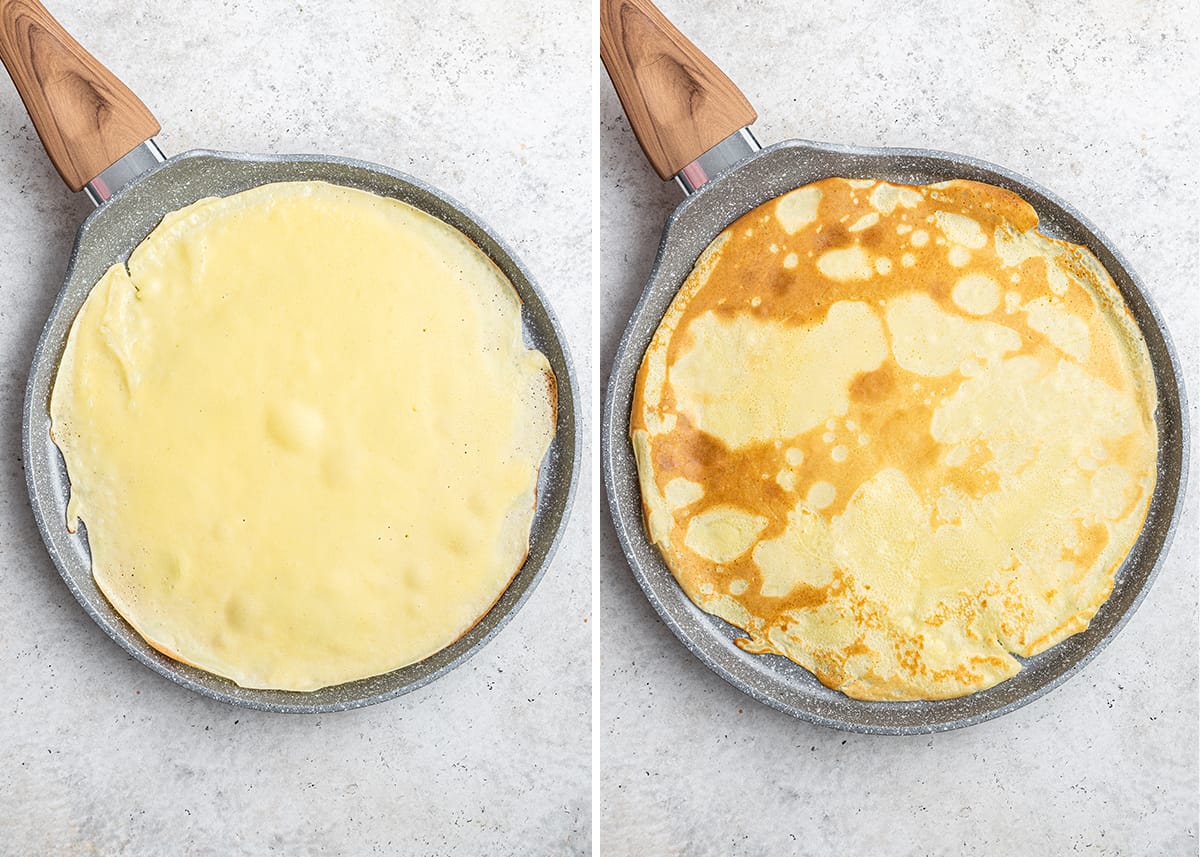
[
  {"left": 600, "top": 0, "right": 1187, "bottom": 734},
  {"left": 1, "top": 0, "right": 579, "bottom": 713}
]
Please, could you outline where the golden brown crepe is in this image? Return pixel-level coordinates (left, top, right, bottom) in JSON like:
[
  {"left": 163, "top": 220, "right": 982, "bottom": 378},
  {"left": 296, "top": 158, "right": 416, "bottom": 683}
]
[
  {"left": 631, "top": 177, "right": 1156, "bottom": 700},
  {"left": 50, "top": 181, "right": 555, "bottom": 691}
]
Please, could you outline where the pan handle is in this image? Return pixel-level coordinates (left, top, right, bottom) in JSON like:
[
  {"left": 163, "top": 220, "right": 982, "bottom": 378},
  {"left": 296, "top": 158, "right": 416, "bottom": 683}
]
[
  {"left": 600, "top": 0, "right": 757, "bottom": 183},
  {"left": 0, "top": 0, "right": 160, "bottom": 193}
]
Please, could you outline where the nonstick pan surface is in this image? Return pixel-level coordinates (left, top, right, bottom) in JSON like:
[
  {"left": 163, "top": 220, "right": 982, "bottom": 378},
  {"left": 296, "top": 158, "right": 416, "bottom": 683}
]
[{"left": 600, "top": 2, "right": 1188, "bottom": 734}]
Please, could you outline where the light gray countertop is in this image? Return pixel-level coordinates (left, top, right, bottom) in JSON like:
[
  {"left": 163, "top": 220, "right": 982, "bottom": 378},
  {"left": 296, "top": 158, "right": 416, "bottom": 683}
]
[
  {"left": 0, "top": 1, "right": 590, "bottom": 854},
  {"left": 599, "top": 1, "right": 1197, "bottom": 854}
]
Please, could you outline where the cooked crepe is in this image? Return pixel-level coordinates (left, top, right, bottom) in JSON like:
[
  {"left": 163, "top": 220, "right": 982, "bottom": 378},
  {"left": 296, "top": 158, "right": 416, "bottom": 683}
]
[
  {"left": 631, "top": 177, "right": 1156, "bottom": 701},
  {"left": 50, "top": 181, "right": 555, "bottom": 692}
]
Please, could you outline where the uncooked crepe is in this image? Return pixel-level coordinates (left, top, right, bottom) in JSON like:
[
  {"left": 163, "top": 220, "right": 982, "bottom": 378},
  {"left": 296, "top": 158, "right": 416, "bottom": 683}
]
[{"left": 51, "top": 181, "right": 555, "bottom": 691}]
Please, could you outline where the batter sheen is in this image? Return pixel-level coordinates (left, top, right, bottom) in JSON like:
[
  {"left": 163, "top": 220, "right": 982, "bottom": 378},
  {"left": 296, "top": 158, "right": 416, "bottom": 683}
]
[
  {"left": 50, "top": 181, "right": 555, "bottom": 691},
  {"left": 631, "top": 177, "right": 1157, "bottom": 701}
]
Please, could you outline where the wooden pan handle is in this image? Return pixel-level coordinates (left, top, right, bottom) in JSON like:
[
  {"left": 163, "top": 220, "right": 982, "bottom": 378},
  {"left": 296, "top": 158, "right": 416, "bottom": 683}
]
[
  {"left": 600, "top": 0, "right": 756, "bottom": 180},
  {"left": 0, "top": 0, "right": 160, "bottom": 191}
]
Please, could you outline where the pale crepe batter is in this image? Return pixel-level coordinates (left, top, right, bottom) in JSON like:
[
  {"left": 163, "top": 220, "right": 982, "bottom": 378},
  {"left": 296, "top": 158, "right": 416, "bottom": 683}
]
[
  {"left": 51, "top": 181, "right": 555, "bottom": 691},
  {"left": 632, "top": 177, "right": 1156, "bottom": 701}
]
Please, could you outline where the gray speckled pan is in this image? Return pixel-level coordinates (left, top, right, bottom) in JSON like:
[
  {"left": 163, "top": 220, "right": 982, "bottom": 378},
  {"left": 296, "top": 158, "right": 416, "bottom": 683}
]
[
  {"left": 3, "top": 2, "right": 578, "bottom": 712},
  {"left": 602, "top": 140, "right": 1187, "bottom": 734},
  {"left": 22, "top": 150, "right": 580, "bottom": 713}
]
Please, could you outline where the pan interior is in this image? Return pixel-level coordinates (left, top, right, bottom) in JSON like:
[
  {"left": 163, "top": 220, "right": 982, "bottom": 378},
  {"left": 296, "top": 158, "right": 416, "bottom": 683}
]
[
  {"left": 604, "top": 139, "right": 1186, "bottom": 734},
  {"left": 25, "top": 150, "right": 579, "bottom": 713}
]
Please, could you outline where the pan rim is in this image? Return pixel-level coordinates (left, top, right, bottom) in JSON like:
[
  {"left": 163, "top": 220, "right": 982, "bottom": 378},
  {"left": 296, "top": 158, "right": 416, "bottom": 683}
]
[
  {"left": 23, "top": 149, "right": 582, "bottom": 713},
  {"left": 602, "top": 137, "right": 1189, "bottom": 735}
]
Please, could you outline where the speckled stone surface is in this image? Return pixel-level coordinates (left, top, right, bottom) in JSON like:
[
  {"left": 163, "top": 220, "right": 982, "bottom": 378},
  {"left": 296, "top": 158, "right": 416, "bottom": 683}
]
[
  {"left": 599, "top": 1, "right": 1198, "bottom": 854},
  {"left": 0, "top": 1, "right": 589, "bottom": 854}
]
